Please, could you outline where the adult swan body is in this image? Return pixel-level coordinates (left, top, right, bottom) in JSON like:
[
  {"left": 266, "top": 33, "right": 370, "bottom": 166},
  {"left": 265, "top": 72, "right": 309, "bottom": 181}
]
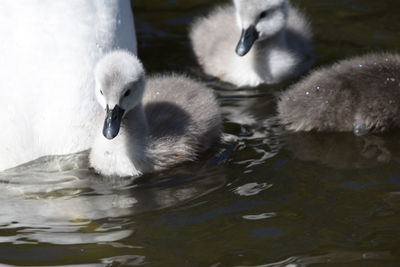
[{"left": 0, "top": 0, "right": 137, "bottom": 170}]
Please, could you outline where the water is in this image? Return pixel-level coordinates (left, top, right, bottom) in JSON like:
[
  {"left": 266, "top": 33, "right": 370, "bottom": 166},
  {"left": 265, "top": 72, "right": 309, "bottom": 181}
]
[{"left": 2, "top": 0, "right": 400, "bottom": 266}]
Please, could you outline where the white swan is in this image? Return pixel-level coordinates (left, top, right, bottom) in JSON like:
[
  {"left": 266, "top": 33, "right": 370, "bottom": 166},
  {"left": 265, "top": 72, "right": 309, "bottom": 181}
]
[
  {"left": 190, "top": 0, "right": 313, "bottom": 87},
  {"left": 0, "top": 0, "right": 137, "bottom": 170},
  {"left": 89, "top": 50, "right": 222, "bottom": 177}
]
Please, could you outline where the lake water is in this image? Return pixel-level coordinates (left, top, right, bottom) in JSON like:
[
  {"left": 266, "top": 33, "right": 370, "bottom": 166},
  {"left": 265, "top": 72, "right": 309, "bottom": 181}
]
[{"left": 1, "top": 0, "right": 400, "bottom": 266}]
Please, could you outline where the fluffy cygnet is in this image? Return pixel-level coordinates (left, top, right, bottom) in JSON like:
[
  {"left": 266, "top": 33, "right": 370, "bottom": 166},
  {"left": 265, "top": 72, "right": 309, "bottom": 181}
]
[
  {"left": 190, "top": 0, "right": 313, "bottom": 87},
  {"left": 90, "top": 50, "right": 222, "bottom": 177},
  {"left": 278, "top": 53, "right": 400, "bottom": 135}
]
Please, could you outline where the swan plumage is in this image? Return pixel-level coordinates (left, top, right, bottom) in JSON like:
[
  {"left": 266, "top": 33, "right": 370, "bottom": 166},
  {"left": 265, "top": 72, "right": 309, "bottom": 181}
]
[
  {"left": 190, "top": 0, "right": 313, "bottom": 87},
  {"left": 278, "top": 53, "right": 400, "bottom": 135},
  {"left": 90, "top": 50, "right": 222, "bottom": 177},
  {"left": 0, "top": 0, "right": 137, "bottom": 170}
]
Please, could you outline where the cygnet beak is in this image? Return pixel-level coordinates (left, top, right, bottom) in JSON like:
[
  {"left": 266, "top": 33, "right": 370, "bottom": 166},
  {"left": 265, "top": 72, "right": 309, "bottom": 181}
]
[
  {"left": 235, "top": 25, "right": 259, "bottom": 56},
  {"left": 103, "top": 105, "right": 125, "bottom": 140}
]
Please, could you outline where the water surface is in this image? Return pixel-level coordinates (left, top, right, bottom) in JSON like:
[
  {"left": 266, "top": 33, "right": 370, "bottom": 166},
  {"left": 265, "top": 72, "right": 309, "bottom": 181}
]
[{"left": 2, "top": 0, "right": 400, "bottom": 266}]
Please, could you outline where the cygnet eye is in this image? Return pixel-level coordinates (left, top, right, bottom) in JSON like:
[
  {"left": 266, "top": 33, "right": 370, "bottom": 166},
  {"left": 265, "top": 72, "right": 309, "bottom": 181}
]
[
  {"left": 100, "top": 90, "right": 103, "bottom": 95},
  {"left": 259, "top": 11, "right": 268, "bottom": 19},
  {"left": 123, "top": 89, "right": 131, "bottom": 97}
]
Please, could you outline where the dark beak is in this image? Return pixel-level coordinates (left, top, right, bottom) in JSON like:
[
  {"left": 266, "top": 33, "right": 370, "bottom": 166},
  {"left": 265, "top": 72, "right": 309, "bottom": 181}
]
[
  {"left": 235, "top": 26, "right": 259, "bottom": 56},
  {"left": 103, "top": 105, "right": 125, "bottom": 140}
]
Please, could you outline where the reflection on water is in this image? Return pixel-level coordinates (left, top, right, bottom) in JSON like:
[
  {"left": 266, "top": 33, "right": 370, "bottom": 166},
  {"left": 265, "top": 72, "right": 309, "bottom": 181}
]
[
  {"left": 0, "top": 151, "right": 226, "bottom": 252},
  {"left": 282, "top": 132, "right": 400, "bottom": 169},
  {"left": 2, "top": 0, "right": 400, "bottom": 265},
  {"left": 242, "top": 250, "right": 397, "bottom": 267},
  {"left": 0, "top": 156, "right": 134, "bottom": 245}
]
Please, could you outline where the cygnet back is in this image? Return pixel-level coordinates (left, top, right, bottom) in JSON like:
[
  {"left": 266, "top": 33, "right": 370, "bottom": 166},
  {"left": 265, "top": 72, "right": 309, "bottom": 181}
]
[
  {"left": 143, "top": 74, "right": 222, "bottom": 168},
  {"left": 278, "top": 53, "right": 400, "bottom": 134}
]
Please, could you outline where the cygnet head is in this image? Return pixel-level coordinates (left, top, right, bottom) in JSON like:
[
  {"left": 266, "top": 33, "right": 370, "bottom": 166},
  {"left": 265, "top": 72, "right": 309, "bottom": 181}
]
[
  {"left": 94, "top": 50, "right": 146, "bottom": 140},
  {"left": 233, "top": 0, "right": 289, "bottom": 56}
]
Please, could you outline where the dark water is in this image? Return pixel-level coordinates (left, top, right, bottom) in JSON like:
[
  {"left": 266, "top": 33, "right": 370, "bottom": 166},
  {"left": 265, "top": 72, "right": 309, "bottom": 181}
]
[{"left": 2, "top": 0, "right": 400, "bottom": 266}]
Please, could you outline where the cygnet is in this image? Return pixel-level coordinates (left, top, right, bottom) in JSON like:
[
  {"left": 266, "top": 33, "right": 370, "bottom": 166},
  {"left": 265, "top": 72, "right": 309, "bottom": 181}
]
[
  {"left": 278, "top": 53, "right": 400, "bottom": 135},
  {"left": 190, "top": 0, "right": 313, "bottom": 87},
  {"left": 90, "top": 50, "right": 222, "bottom": 177}
]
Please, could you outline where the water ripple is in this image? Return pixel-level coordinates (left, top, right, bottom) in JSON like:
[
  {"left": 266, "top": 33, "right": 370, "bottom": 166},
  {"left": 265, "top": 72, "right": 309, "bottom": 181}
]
[
  {"left": 242, "top": 212, "right": 277, "bottom": 220},
  {"left": 234, "top": 182, "right": 273, "bottom": 196}
]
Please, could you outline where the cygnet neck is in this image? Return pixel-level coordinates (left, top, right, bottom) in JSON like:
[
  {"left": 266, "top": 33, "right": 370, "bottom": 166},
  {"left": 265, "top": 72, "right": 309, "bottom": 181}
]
[
  {"left": 253, "top": 30, "right": 288, "bottom": 55},
  {"left": 100, "top": 102, "right": 152, "bottom": 177},
  {"left": 249, "top": 30, "right": 289, "bottom": 81},
  {"left": 121, "top": 103, "right": 149, "bottom": 143}
]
